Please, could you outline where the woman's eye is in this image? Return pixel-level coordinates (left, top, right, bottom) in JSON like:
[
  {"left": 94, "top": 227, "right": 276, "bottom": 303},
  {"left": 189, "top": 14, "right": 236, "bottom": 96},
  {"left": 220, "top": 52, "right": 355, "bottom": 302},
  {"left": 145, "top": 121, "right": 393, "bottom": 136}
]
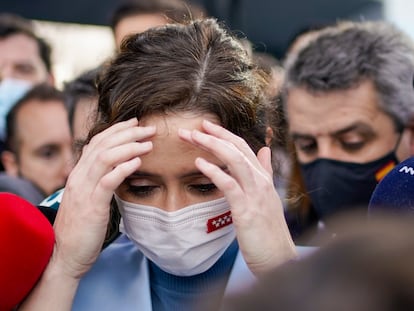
[
  {"left": 127, "top": 185, "right": 157, "bottom": 197},
  {"left": 190, "top": 183, "right": 218, "bottom": 195}
]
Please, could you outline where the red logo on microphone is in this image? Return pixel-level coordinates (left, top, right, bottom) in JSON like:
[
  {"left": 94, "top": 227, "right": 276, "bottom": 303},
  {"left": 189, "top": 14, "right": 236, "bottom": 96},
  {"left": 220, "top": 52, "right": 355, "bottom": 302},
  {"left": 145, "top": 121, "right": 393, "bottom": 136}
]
[{"left": 206, "top": 211, "right": 232, "bottom": 233}]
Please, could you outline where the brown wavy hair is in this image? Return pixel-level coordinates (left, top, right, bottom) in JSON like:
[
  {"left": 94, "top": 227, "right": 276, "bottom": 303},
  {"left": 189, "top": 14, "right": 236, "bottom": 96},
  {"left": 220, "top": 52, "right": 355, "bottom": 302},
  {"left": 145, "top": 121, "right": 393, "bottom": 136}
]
[{"left": 89, "top": 18, "right": 271, "bottom": 244}]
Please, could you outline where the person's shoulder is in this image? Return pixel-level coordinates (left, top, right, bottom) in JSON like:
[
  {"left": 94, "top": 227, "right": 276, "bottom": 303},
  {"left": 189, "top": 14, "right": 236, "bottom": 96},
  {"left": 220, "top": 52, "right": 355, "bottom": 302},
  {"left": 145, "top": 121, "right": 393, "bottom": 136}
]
[{"left": 0, "top": 172, "right": 44, "bottom": 204}]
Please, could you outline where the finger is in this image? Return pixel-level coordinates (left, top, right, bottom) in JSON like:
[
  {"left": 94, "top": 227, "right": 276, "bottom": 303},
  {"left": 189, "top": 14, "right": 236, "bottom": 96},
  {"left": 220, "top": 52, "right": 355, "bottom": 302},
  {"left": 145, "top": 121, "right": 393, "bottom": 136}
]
[
  {"left": 76, "top": 141, "right": 152, "bottom": 196},
  {"left": 86, "top": 124, "right": 156, "bottom": 154},
  {"left": 179, "top": 123, "right": 255, "bottom": 163},
  {"left": 76, "top": 123, "right": 155, "bottom": 183},
  {"left": 177, "top": 127, "right": 195, "bottom": 144},
  {"left": 85, "top": 156, "right": 141, "bottom": 227},
  {"left": 257, "top": 146, "right": 273, "bottom": 176},
  {"left": 202, "top": 120, "right": 259, "bottom": 163},
  {"left": 97, "top": 157, "right": 142, "bottom": 199},
  {"left": 188, "top": 129, "right": 266, "bottom": 188},
  {"left": 57, "top": 156, "right": 142, "bottom": 229},
  {"left": 90, "top": 118, "right": 138, "bottom": 146},
  {"left": 179, "top": 125, "right": 264, "bottom": 176},
  {"left": 194, "top": 157, "right": 245, "bottom": 209}
]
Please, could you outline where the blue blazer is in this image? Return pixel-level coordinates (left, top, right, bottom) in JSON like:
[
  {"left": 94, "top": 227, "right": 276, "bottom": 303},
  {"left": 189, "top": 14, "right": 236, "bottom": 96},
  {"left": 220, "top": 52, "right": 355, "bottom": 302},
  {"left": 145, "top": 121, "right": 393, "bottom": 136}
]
[{"left": 72, "top": 234, "right": 257, "bottom": 310}]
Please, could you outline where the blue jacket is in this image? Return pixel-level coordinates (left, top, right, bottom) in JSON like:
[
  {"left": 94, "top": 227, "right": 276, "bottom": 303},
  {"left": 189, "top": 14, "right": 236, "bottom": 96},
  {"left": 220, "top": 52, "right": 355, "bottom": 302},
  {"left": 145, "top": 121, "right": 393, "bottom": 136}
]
[{"left": 72, "top": 234, "right": 257, "bottom": 310}]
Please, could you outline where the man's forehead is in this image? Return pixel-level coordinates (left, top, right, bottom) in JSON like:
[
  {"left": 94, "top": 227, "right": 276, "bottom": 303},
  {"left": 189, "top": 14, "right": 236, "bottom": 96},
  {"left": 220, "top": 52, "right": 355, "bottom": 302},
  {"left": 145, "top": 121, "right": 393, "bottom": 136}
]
[
  {"left": 287, "top": 81, "right": 389, "bottom": 124},
  {"left": 0, "top": 33, "right": 42, "bottom": 63}
]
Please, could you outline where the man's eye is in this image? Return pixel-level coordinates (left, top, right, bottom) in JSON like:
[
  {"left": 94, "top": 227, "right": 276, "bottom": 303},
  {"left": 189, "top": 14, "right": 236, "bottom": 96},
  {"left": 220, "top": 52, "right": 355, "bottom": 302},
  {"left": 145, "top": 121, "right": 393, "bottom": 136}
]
[
  {"left": 15, "top": 63, "right": 35, "bottom": 75},
  {"left": 190, "top": 183, "right": 218, "bottom": 195},
  {"left": 38, "top": 147, "right": 58, "bottom": 159},
  {"left": 341, "top": 141, "right": 365, "bottom": 151},
  {"left": 296, "top": 140, "right": 317, "bottom": 154},
  {"left": 126, "top": 185, "right": 157, "bottom": 198}
]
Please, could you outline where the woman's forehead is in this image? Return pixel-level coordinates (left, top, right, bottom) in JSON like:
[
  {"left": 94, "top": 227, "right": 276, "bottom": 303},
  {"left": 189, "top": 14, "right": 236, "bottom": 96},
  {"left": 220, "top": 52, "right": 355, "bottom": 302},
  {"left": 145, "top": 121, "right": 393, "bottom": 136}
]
[
  {"left": 139, "top": 112, "right": 219, "bottom": 132},
  {"left": 138, "top": 113, "right": 224, "bottom": 174}
]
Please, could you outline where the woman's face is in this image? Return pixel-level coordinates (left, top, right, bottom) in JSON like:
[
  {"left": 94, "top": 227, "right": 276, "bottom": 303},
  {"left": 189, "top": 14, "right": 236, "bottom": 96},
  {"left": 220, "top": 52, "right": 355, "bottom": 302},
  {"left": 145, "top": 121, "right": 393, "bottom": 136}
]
[{"left": 116, "top": 112, "right": 225, "bottom": 211}]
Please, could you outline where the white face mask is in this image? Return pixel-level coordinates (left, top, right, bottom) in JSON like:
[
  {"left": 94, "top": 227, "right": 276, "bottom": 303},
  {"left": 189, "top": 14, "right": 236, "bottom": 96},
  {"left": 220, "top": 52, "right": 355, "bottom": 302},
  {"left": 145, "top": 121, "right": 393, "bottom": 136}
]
[{"left": 115, "top": 195, "right": 236, "bottom": 276}]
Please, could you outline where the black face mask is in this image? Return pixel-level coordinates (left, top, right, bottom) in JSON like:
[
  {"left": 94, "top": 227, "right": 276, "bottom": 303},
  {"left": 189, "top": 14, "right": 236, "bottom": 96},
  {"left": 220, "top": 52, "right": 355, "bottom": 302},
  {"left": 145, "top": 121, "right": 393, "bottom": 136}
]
[{"left": 300, "top": 152, "right": 398, "bottom": 221}]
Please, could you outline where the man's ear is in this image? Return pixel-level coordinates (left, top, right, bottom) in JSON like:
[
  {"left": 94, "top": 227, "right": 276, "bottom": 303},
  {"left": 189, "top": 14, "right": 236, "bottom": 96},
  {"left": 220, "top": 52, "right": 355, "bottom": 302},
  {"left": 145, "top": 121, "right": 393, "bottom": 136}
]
[{"left": 2, "top": 151, "right": 19, "bottom": 177}]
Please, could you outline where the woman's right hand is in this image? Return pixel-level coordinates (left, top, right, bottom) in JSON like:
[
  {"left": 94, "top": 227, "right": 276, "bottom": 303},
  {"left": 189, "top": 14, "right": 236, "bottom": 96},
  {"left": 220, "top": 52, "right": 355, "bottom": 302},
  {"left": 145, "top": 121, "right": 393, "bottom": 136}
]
[
  {"left": 19, "top": 119, "right": 155, "bottom": 310},
  {"left": 51, "top": 118, "right": 155, "bottom": 279}
]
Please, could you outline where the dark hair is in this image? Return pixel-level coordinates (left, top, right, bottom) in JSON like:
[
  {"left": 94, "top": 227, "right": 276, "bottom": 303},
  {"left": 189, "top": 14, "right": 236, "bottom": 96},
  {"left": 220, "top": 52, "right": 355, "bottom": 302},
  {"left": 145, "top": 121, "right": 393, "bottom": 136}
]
[
  {"left": 110, "top": 0, "right": 205, "bottom": 32},
  {"left": 63, "top": 66, "right": 101, "bottom": 131},
  {"left": 5, "top": 84, "right": 64, "bottom": 154},
  {"left": 91, "top": 18, "right": 271, "bottom": 244},
  {"left": 0, "top": 13, "right": 52, "bottom": 73},
  {"left": 91, "top": 18, "right": 270, "bottom": 153},
  {"left": 283, "top": 21, "right": 414, "bottom": 129}
]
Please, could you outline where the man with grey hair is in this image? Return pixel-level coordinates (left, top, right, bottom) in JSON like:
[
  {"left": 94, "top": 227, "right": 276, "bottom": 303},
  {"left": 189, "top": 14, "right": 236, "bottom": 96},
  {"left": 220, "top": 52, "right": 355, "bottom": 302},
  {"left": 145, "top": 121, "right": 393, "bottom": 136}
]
[{"left": 283, "top": 21, "right": 414, "bottom": 238}]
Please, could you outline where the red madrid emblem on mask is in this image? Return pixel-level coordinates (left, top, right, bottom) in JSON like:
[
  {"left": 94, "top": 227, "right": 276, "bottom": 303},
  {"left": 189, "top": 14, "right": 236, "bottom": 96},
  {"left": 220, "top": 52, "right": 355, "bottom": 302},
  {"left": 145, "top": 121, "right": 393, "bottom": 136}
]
[{"left": 206, "top": 211, "right": 232, "bottom": 233}]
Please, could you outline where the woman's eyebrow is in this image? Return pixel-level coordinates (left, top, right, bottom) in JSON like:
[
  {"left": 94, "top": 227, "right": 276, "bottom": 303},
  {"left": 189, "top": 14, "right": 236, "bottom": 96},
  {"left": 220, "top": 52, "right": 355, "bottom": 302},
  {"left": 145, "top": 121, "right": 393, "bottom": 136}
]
[
  {"left": 128, "top": 171, "right": 157, "bottom": 178},
  {"left": 129, "top": 166, "right": 228, "bottom": 179}
]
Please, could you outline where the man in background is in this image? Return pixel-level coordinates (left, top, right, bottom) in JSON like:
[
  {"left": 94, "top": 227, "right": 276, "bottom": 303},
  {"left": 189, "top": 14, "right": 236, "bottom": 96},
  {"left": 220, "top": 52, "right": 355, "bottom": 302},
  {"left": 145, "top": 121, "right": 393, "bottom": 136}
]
[
  {"left": 1, "top": 84, "right": 73, "bottom": 203},
  {"left": 0, "top": 13, "right": 54, "bottom": 165},
  {"left": 110, "top": 0, "right": 205, "bottom": 49},
  {"left": 283, "top": 21, "right": 414, "bottom": 241}
]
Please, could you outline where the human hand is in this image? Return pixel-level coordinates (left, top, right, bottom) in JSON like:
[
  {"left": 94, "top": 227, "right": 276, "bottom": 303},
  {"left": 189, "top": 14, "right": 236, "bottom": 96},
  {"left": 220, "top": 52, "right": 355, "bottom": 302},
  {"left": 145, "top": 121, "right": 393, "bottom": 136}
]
[
  {"left": 179, "top": 120, "right": 297, "bottom": 275},
  {"left": 51, "top": 118, "right": 155, "bottom": 279}
]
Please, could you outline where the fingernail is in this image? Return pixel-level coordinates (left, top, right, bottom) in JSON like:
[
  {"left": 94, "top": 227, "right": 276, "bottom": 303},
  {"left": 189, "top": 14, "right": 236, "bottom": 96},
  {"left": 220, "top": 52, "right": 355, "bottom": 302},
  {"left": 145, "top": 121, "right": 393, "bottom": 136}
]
[
  {"left": 195, "top": 157, "right": 207, "bottom": 165},
  {"left": 203, "top": 120, "right": 221, "bottom": 129},
  {"left": 192, "top": 129, "right": 203, "bottom": 138}
]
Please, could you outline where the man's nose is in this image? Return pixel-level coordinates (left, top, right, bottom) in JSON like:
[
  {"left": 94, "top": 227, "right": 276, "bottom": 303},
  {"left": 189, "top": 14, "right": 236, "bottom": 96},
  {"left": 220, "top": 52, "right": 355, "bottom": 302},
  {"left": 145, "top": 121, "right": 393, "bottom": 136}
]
[{"left": 316, "top": 139, "right": 337, "bottom": 160}]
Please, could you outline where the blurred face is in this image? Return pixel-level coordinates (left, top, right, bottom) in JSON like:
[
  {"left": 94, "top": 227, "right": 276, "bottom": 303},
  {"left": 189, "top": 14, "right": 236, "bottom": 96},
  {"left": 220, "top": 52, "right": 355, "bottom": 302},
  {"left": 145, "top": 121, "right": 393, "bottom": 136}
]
[
  {"left": 114, "top": 13, "right": 168, "bottom": 49},
  {"left": 287, "top": 80, "right": 400, "bottom": 164},
  {"left": 14, "top": 99, "right": 74, "bottom": 195},
  {"left": 0, "top": 33, "right": 51, "bottom": 83},
  {"left": 116, "top": 113, "right": 224, "bottom": 211}
]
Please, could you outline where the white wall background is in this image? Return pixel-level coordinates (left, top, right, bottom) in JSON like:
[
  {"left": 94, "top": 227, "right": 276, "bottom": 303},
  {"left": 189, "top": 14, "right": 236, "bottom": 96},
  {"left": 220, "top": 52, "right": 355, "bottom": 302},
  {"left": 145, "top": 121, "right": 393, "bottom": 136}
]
[
  {"left": 34, "top": 20, "right": 114, "bottom": 89},
  {"left": 384, "top": 0, "right": 414, "bottom": 39}
]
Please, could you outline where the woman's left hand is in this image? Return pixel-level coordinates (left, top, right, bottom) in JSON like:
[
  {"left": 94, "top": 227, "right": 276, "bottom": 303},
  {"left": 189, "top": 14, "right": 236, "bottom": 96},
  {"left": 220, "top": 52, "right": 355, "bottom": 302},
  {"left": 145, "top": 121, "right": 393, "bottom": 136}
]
[{"left": 179, "top": 120, "right": 297, "bottom": 275}]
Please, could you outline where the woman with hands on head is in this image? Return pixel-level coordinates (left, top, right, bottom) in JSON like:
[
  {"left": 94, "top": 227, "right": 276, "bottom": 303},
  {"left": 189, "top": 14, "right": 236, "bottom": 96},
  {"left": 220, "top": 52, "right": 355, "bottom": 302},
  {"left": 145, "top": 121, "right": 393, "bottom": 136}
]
[{"left": 20, "top": 18, "right": 296, "bottom": 311}]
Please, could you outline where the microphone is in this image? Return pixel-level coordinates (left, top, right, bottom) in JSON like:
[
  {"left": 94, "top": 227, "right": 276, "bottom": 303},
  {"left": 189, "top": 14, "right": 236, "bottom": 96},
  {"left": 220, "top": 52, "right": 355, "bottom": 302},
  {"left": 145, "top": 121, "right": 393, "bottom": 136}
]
[
  {"left": 0, "top": 193, "right": 54, "bottom": 310},
  {"left": 368, "top": 156, "right": 414, "bottom": 214}
]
